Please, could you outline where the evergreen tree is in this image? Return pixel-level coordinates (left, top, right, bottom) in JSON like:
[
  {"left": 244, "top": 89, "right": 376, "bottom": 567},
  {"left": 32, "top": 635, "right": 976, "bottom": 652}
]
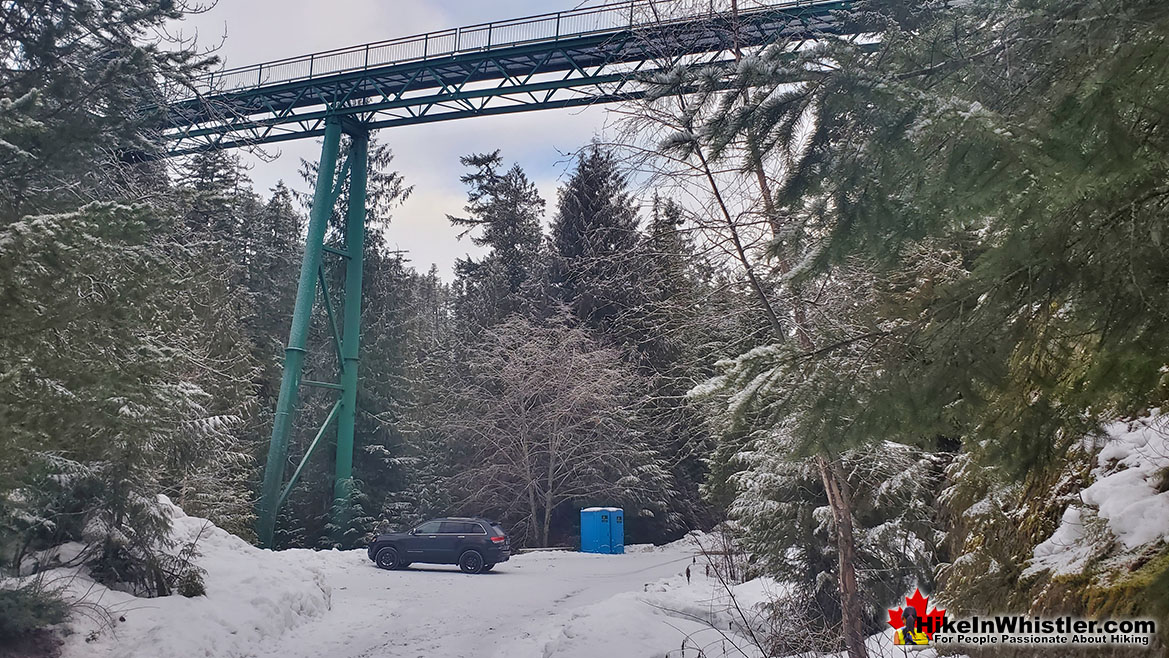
[
  {"left": 550, "top": 147, "right": 641, "bottom": 335},
  {"left": 448, "top": 151, "right": 546, "bottom": 329},
  {"left": 244, "top": 181, "right": 304, "bottom": 398},
  {"left": 629, "top": 196, "right": 727, "bottom": 537},
  {"left": 0, "top": 0, "right": 226, "bottom": 603},
  {"left": 665, "top": 0, "right": 1169, "bottom": 645}
]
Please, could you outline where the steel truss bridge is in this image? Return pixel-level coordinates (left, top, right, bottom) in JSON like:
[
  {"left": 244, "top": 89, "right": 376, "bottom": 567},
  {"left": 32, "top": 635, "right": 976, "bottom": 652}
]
[{"left": 158, "top": 0, "right": 852, "bottom": 547}]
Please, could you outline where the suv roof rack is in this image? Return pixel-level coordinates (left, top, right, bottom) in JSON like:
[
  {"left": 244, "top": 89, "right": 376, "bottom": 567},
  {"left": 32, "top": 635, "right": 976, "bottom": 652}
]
[{"left": 442, "top": 515, "right": 499, "bottom": 524}]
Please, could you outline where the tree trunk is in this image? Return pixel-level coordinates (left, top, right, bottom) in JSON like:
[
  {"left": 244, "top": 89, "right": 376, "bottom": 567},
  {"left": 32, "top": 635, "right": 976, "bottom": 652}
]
[
  {"left": 542, "top": 493, "right": 554, "bottom": 548},
  {"left": 522, "top": 438, "right": 541, "bottom": 547},
  {"left": 543, "top": 453, "right": 557, "bottom": 547},
  {"left": 816, "top": 455, "right": 868, "bottom": 658},
  {"left": 529, "top": 488, "right": 542, "bottom": 547},
  {"left": 741, "top": 112, "right": 851, "bottom": 652}
]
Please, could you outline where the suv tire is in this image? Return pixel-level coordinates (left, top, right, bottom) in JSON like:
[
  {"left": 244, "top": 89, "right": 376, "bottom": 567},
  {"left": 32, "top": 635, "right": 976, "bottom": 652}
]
[
  {"left": 375, "top": 546, "right": 401, "bottom": 570},
  {"left": 458, "top": 549, "right": 485, "bottom": 574}
]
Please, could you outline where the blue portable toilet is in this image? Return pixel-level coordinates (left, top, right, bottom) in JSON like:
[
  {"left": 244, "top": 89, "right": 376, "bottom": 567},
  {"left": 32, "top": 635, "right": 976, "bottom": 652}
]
[{"left": 580, "top": 507, "right": 624, "bottom": 554}]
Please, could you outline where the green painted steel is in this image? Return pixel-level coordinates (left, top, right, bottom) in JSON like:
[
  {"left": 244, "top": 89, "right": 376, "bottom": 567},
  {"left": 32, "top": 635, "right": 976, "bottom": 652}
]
[
  {"left": 257, "top": 117, "right": 344, "bottom": 548},
  {"left": 255, "top": 122, "right": 371, "bottom": 547},
  {"left": 277, "top": 400, "right": 343, "bottom": 513},
  {"left": 317, "top": 265, "right": 345, "bottom": 364},
  {"left": 334, "top": 131, "right": 368, "bottom": 517}
]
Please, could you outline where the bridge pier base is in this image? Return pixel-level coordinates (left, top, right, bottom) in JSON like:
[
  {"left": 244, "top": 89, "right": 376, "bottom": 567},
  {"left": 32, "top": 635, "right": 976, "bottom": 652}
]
[{"left": 256, "top": 116, "right": 369, "bottom": 549}]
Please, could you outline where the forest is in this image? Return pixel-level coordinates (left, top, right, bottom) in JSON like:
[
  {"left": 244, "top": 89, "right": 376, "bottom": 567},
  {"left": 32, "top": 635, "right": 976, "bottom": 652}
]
[{"left": 1, "top": 0, "right": 1168, "bottom": 656}]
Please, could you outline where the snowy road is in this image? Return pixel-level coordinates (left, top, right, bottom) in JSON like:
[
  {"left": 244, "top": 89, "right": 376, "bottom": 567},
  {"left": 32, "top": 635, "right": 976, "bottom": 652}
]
[
  {"left": 59, "top": 504, "right": 932, "bottom": 658},
  {"left": 64, "top": 504, "right": 785, "bottom": 658},
  {"left": 247, "top": 544, "right": 701, "bottom": 658}
]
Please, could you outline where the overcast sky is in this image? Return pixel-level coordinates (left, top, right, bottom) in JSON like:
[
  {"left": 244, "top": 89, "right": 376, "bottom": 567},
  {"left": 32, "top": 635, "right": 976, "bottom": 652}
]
[{"left": 173, "top": 0, "right": 614, "bottom": 278}]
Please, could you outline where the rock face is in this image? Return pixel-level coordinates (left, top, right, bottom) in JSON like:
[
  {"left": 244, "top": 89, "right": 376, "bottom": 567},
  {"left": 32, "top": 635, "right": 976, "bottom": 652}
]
[
  {"left": 938, "top": 412, "right": 1169, "bottom": 657},
  {"left": 1029, "top": 414, "right": 1169, "bottom": 578}
]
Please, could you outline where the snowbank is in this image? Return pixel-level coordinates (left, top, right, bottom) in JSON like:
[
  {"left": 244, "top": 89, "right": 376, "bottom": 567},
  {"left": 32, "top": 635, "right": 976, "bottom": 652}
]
[
  {"left": 534, "top": 571, "right": 778, "bottom": 658},
  {"left": 54, "top": 496, "right": 336, "bottom": 658},
  {"left": 1028, "top": 411, "right": 1169, "bottom": 576},
  {"left": 532, "top": 568, "right": 961, "bottom": 658}
]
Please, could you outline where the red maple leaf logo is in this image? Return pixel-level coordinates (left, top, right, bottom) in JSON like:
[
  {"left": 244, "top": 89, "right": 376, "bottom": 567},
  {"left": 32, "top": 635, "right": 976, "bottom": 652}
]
[{"left": 888, "top": 588, "right": 947, "bottom": 640}]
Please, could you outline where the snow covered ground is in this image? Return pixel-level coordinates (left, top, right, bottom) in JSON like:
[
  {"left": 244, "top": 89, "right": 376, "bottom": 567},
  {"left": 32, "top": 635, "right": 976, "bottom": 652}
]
[{"left": 49, "top": 500, "right": 937, "bottom": 658}]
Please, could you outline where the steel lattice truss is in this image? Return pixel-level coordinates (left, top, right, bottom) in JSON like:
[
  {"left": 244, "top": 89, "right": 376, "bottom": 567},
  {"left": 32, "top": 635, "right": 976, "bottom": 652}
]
[{"left": 158, "top": 0, "right": 850, "bottom": 155}]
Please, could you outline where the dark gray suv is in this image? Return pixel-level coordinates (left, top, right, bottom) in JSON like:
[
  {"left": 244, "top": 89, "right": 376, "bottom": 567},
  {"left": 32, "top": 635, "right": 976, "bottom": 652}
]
[{"left": 367, "top": 517, "right": 510, "bottom": 574}]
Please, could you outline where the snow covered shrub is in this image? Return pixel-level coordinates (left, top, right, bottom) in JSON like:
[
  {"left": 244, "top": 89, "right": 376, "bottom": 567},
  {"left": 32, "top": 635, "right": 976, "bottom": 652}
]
[
  {"left": 756, "top": 594, "right": 846, "bottom": 658},
  {"left": 170, "top": 526, "right": 207, "bottom": 598},
  {"left": 0, "top": 465, "right": 86, "bottom": 572},
  {"left": 0, "top": 582, "right": 67, "bottom": 641},
  {"left": 89, "top": 534, "right": 207, "bottom": 599},
  {"left": 84, "top": 497, "right": 208, "bottom": 599},
  {"left": 176, "top": 570, "right": 206, "bottom": 598},
  {"left": 318, "top": 482, "right": 378, "bottom": 550}
]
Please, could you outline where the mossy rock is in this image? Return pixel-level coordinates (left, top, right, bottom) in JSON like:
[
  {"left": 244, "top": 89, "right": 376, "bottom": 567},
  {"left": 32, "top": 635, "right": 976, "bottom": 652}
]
[
  {"left": 1026, "top": 546, "right": 1169, "bottom": 618},
  {"left": 937, "top": 446, "right": 1169, "bottom": 657},
  {"left": 1084, "top": 548, "right": 1169, "bottom": 620}
]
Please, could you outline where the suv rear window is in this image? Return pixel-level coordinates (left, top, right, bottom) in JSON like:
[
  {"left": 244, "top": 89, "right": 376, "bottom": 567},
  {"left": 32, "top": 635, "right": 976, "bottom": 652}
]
[
  {"left": 491, "top": 524, "right": 507, "bottom": 537},
  {"left": 440, "top": 521, "right": 485, "bottom": 534}
]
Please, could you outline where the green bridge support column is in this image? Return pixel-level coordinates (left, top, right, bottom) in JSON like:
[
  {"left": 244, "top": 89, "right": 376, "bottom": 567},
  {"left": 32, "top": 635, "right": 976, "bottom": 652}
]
[
  {"left": 257, "top": 117, "right": 344, "bottom": 548},
  {"left": 332, "top": 128, "right": 368, "bottom": 530}
]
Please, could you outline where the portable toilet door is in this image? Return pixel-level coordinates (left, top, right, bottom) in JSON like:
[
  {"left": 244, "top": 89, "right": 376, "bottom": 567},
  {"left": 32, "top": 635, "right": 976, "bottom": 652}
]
[
  {"left": 580, "top": 508, "right": 601, "bottom": 553},
  {"left": 610, "top": 508, "right": 624, "bottom": 554},
  {"left": 598, "top": 510, "right": 613, "bottom": 553}
]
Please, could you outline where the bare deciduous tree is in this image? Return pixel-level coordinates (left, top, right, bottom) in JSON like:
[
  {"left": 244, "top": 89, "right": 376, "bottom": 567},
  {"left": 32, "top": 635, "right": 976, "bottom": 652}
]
[{"left": 434, "top": 312, "right": 670, "bottom": 547}]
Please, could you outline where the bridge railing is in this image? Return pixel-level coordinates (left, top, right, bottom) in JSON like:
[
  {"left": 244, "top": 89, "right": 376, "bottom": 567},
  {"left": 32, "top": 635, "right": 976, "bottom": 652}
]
[{"left": 172, "top": 0, "right": 818, "bottom": 102}]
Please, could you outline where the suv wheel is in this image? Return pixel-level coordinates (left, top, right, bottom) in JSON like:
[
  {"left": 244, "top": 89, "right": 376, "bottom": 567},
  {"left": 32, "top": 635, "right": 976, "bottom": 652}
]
[
  {"left": 458, "top": 550, "right": 485, "bottom": 574},
  {"left": 375, "top": 546, "right": 400, "bottom": 570}
]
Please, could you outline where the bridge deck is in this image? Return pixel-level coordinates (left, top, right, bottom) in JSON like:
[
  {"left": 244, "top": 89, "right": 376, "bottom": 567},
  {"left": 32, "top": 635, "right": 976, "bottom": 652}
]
[{"left": 159, "top": 0, "right": 849, "bottom": 154}]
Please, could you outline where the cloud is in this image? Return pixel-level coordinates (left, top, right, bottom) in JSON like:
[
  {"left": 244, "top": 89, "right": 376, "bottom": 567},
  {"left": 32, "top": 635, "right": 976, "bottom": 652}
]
[{"left": 176, "top": 0, "right": 451, "bottom": 68}]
